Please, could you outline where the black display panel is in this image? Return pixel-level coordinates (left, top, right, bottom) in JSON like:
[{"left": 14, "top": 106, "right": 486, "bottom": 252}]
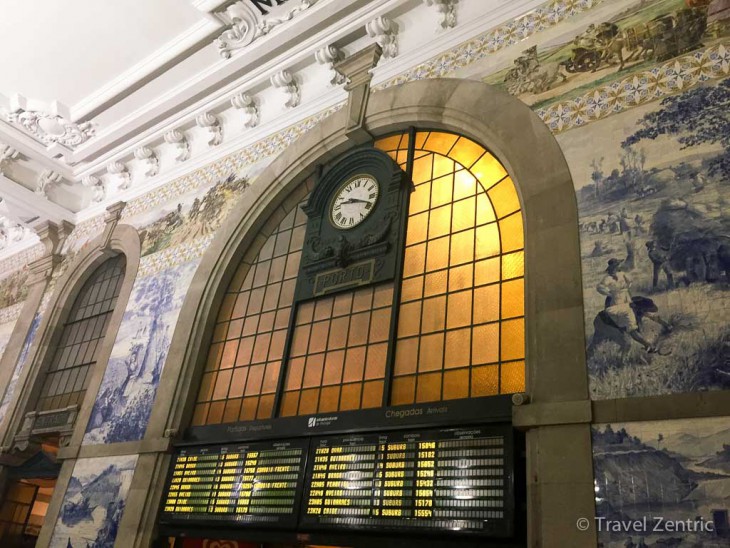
[
  {"left": 301, "top": 425, "right": 513, "bottom": 537},
  {"left": 160, "top": 438, "right": 308, "bottom": 529}
]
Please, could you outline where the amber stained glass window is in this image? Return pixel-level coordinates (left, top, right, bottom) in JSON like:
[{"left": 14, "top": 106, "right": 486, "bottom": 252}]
[
  {"left": 36, "top": 255, "right": 126, "bottom": 412},
  {"left": 191, "top": 205, "right": 307, "bottom": 425},
  {"left": 376, "top": 131, "right": 525, "bottom": 405},
  {"left": 279, "top": 283, "right": 393, "bottom": 417}
]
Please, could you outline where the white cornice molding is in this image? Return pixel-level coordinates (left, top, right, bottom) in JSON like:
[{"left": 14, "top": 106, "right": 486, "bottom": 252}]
[
  {"left": 0, "top": 175, "right": 73, "bottom": 225},
  {"left": 70, "top": 17, "right": 225, "bottom": 120},
  {"left": 73, "top": 85, "right": 347, "bottom": 224},
  {"left": 68, "top": 0, "right": 394, "bottom": 162}
]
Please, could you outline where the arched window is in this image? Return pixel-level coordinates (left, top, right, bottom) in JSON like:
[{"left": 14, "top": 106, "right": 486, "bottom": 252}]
[
  {"left": 192, "top": 131, "right": 524, "bottom": 426},
  {"left": 34, "top": 255, "right": 126, "bottom": 412}
]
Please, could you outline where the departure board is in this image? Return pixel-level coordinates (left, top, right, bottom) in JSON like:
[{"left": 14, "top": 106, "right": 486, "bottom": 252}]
[
  {"left": 160, "top": 439, "right": 308, "bottom": 528},
  {"left": 301, "top": 426, "right": 512, "bottom": 536}
]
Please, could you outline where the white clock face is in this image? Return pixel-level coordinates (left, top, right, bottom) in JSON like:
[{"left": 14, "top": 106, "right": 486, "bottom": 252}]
[{"left": 330, "top": 175, "right": 379, "bottom": 229}]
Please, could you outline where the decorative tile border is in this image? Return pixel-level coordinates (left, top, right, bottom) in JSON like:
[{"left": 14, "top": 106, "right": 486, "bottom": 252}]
[
  {"left": 0, "top": 302, "right": 24, "bottom": 325},
  {"left": 0, "top": 245, "right": 43, "bottom": 278},
  {"left": 137, "top": 235, "right": 213, "bottom": 277},
  {"left": 376, "top": 0, "right": 604, "bottom": 90},
  {"left": 537, "top": 44, "right": 730, "bottom": 133},
  {"left": 64, "top": 215, "right": 106, "bottom": 253}
]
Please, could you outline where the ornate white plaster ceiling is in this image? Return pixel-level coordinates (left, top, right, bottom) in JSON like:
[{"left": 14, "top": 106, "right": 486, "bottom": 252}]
[{"left": 0, "top": 0, "right": 545, "bottom": 260}]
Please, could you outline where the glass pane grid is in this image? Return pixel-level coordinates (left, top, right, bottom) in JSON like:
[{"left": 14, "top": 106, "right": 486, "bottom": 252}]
[
  {"left": 280, "top": 283, "right": 393, "bottom": 417},
  {"left": 390, "top": 133, "right": 525, "bottom": 407},
  {"left": 193, "top": 204, "right": 309, "bottom": 426},
  {"left": 35, "top": 255, "right": 125, "bottom": 412}
]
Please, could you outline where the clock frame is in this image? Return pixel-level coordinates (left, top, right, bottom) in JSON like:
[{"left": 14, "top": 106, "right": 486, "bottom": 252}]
[{"left": 295, "top": 146, "right": 411, "bottom": 301}]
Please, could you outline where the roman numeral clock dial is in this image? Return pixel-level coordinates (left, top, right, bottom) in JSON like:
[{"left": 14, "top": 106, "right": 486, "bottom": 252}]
[{"left": 330, "top": 175, "right": 380, "bottom": 229}]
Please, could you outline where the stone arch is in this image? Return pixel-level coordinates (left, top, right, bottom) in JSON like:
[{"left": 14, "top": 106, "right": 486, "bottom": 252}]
[
  {"left": 148, "top": 77, "right": 585, "bottom": 442},
  {"left": 0, "top": 223, "right": 141, "bottom": 450}
]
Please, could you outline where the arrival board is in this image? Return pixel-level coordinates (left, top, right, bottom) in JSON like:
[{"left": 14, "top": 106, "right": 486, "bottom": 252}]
[
  {"left": 160, "top": 439, "right": 308, "bottom": 529},
  {"left": 301, "top": 426, "right": 512, "bottom": 536}
]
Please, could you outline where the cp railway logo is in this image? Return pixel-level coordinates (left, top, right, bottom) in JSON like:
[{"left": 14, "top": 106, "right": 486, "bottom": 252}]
[{"left": 202, "top": 541, "right": 240, "bottom": 548}]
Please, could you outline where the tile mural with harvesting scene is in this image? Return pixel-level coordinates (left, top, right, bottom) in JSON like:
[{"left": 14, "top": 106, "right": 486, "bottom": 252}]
[
  {"left": 557, "top": 76, "right": 730, "bottom": 399},
  {"left": 83, "top": 258, "right": 200, "bottom": 444},
  {"left": 593, "top": 417, "right": 730, "bottom": 547},
  {"left": 49, "top": 454, "right": 137, "bottom": 548}
]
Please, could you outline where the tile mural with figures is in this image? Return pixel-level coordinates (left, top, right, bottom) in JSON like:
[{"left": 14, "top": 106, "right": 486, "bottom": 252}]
[
  {"left": 83, "top": 258, "right": 200, "bottom": 444},
  {"left": 49, "top": 454, "right": 137, "bottom": 548},
  {"left": 482, "top": 0, "right": 730, "bottom": 109},
  {"left": 556, "top": 76, "right": 730, "bottom": 399},
  {"left": 128, "top": 168, "right": 258, "bottom": 257},
  {"left": 0, "top": 313, "right": 41, "bottom": 423},
  {"left": 592, "top": 417, "right": 730, "bottom": 547},
  {"left": 0, "top": 316, "right": 17, "bottom": 363},
  {"left": 0, "top": 269, "right": 28, "bottom": 310}
]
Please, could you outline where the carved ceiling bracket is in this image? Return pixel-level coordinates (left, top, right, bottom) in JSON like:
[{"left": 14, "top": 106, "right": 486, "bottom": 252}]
[
  {"left": 3, "top": 102, "right": 95, "bottom": 150},
  {"left": 334, "top": 44, "right": 383, "bottom": 144},
  {"left": 315, "top": 45, "right": 346, "bottom": 86},
  {"left": 81, "top": 175, "right": 106, "bottom": 203},
  {"left": 0, "top": 143, "right": 20, "bottom": 175},
  {"left": 424, "top": 0, "right": 458, "bottom": 30},
  {"left": 0, "top": 214, "right": 32, "bottom": 253},
  {"left": 215, "top": 0, "right": 319, "bottom": 59}
]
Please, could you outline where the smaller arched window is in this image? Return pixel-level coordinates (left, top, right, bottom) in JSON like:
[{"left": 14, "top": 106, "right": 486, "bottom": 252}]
[{"left": 34, "top": 255, "right": 126, "bottom": 412}]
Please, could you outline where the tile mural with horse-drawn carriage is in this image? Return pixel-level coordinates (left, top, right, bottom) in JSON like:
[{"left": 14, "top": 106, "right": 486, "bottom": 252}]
[{"left": 483, "top": 0, "right": 730, "bottom": 108}]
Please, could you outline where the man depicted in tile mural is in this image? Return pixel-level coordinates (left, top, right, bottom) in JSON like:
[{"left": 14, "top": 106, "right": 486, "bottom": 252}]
[{"left": 596, "top": 259, "right": 657, "bottom": 353}]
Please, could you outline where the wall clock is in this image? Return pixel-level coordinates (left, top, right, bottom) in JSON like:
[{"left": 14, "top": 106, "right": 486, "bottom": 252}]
[{"left": 329, "top": 174, "right": 380, "bottom": 229}]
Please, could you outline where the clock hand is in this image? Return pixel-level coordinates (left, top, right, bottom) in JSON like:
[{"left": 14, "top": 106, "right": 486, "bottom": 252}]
[{"left": 342, "top": 198, "right": 370, "bottom": 204}]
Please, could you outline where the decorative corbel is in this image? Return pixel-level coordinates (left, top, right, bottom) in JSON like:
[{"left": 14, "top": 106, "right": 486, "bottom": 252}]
[
  {"left": 315, "top": 45, "right": 347, "bottom": 86},
  {"left": 271, "top": 70, "right": 300, "bottom": 109},
  {"left": 0, "top": 216, "right": 31, "bottom": 250},
  {"left": 29, "top": 220, "right": 75, "bottom": 282},
  {"left": 424, "top": 0, "right": 458, "bottom": 29},
  {"left": 81, "top": 175, "right": 106, "bottom": 203},
  {"left": 215, "top": 1, "right": 258, "bottom": 59},
  {"left": 231, "top": 93, "right": 259, "bottom": 128},
  {"left": 101, "top": 201, "right": 126, "bottom": 250},
  {"left": 196, "top": 113, "right": 223, "bottom": 147},
  {"left": 366, "top": 16, "right": 398, "bottom": 59},
  {"left": 0, "top": 143, "right": 19, "bottom": 175},
  {"left": 333, "top": 44, "right": 383, "bottom": 144},
  {"left": 107, "top": 160, "right": 131, "bottom": 190},
  {"left": 36, "top": 169, "right": 63, "bottom": 197},
  {"left": 164, "top": 130, "right": 190, "bottom": 162},
  {"left": 134, "top": 146, "right": 159, "bottom": 177}
]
